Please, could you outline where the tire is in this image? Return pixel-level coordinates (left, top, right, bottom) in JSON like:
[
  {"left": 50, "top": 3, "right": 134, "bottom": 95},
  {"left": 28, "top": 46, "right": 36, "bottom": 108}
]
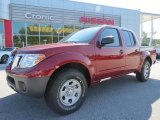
[
  {"left": 136, "top": 60, "right": 151, "bottom": 82},
  {"left": 1, "top": 55, "right": 9, "bottom": 64},
  {"left": 45, "top": 68, "right": 88, "bottom": 115}
]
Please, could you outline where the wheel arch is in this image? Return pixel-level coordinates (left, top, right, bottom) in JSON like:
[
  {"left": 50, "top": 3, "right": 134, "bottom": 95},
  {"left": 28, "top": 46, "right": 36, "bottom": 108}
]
[
  {"left": 145, "top": 56, "right": 152, "bottom": 66},
  {"left": 45, "top": 62, "right": 92, "bottom": 95},
  {"left": 138, "top": 50, "right": 153, "bottom": 72}
]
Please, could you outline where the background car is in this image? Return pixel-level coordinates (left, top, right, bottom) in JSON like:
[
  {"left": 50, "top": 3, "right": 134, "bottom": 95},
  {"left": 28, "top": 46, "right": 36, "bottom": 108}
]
[
  {"left": 156, "top": 47, "right": 160, "bottom": 59},
  {"left": 0, "top": 47, "right": 17, "bottom": 64}
]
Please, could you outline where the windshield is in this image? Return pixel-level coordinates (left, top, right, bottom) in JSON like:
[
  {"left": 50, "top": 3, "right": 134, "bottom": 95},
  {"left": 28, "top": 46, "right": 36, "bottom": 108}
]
[
  {"left": 2, "top": 48, "right": 15, "bottom": 51},
  {"left": 59, "top": 27, "right": 101, "bottom": 43}
]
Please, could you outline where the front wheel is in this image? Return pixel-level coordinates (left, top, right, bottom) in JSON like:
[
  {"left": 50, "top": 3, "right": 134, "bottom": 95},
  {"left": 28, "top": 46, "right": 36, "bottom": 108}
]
[
  {"left": 136, "top": 60, "right": 151, "bottom": 82},
  {"left": 45, "top": 68, "right": 88, "bottom": 115}
]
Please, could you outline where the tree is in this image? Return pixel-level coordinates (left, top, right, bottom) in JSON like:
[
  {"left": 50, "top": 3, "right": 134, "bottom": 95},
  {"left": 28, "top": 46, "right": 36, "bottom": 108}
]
[{"left": 141, "top": 32, "right": 150, "bottom": 46}]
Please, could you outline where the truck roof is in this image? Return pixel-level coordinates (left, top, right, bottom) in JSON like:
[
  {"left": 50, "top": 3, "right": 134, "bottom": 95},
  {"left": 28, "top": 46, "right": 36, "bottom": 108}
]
[{"left": 98, "top": 25, "right": 134, "bottom": 33}]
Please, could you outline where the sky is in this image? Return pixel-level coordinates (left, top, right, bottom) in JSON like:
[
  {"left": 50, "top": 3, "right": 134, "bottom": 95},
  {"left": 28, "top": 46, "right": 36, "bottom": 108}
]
[
  {"left": 71, "top": 0, "right": 160, "bottom": 13},
  {"left": 71, "top": 0, "right": 160, "bottom": 38}
]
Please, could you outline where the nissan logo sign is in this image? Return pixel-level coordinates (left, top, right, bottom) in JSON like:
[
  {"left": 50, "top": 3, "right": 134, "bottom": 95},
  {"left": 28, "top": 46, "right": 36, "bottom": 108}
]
[{"left": 25, "top": 13, "right": 54, "bottom": 21}]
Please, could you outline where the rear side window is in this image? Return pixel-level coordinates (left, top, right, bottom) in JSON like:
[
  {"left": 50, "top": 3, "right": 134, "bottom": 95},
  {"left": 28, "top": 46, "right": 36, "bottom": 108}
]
[
  {"left": 100, "top": 28, "right": 120, "bottom": 47},
  {"left": 122, "top": 30, "right": 136, "bottom": 47},
  {"left": 128, "top": 32, "right": 136, "bottom": 45}
]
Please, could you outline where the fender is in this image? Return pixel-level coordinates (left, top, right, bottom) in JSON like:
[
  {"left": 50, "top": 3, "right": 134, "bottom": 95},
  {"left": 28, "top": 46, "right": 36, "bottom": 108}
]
[
  {"left": 32, "top": 51, "right": 96, "bottom": 81},
  {"left": 137, "top": 51, "right": 151, "bottom": 72}
]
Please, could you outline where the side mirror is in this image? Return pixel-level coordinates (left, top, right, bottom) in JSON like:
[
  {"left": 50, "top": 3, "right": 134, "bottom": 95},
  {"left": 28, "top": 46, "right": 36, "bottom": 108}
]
[{"left": 99, "top": 36, "right": 114, "bottom": 47}]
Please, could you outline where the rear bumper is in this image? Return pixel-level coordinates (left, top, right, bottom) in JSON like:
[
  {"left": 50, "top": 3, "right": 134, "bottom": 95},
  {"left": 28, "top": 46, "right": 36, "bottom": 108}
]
[{"left": 6, "top": 72, "right": 49, "bottom": 98}]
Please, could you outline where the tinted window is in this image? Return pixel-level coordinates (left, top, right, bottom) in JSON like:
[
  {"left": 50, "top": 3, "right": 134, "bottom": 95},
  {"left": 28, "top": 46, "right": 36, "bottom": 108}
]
[
  {"left": 100, "top": 28, "right": 120, "bottom": 47},
  {"left": 128, "top": 32, "right": 136, "bottom": 45},
  {"left": 122, "top": 30, "right": 132, "bottom": 46},
  {"left": 13, "top": 22, "right": 25, "bottom": 34}
]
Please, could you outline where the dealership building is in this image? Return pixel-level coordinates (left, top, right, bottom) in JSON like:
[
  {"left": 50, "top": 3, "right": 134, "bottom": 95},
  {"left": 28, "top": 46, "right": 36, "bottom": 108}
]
[{"left": 0, "top": 0, "right": 159, "bottom": 48}]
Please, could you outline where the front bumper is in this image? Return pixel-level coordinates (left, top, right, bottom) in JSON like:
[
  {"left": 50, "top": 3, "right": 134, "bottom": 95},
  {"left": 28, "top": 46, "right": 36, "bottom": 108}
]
[{"left": 6, "top": 72, "right": 49, "bottom": 98}]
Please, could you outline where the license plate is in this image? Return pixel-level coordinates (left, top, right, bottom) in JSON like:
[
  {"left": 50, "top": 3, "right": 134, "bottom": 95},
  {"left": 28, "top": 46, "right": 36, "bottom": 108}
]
[{"left": 11, "top": 56, "right": 20, "bottom": 70}]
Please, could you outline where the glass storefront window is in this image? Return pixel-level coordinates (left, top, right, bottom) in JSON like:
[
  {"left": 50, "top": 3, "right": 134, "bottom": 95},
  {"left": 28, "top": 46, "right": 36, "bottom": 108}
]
[
  {"left": 64, "top": 25, "right": 74, "bottom": 36},
  {"left": 13, "top": 21, "right": 25, "bottom": 34},
  {"left": 74, "top": 26, "right": 83, "bottom": 32},
  {"left": 27, "top": 36, "right": 39, "bottom": 46},
  {"left": 52, "top": 23, "right": 64, "bottom": 36},
  {"left": 59, "top": 36, "right": 64, "bottom": 41},
  {"left": 52, "top": 36, "right": 64, "bottom": 43},
  {"left": 40, "top": 36, "right": 52, "bottom": 44},
  {"left": 27, "top": 23, "right": 39, "bottom": 35},
  {"left": 40, "top": 24, "right": 52, "bottom": 35},
  {"left": 52, "top": 36, "right": 58, "bottom": 43},
  {"left": 13, "top": 35, "right": 26, "bottom": 48},
  {"left": 12, "top": 21, "right": 86, "bottom": 47},
  {"left": 0, "top": 21, "right": 4, "bottom": 49},
  {"left": 0, "top": 21, "right": 4, "bottom": 34}
]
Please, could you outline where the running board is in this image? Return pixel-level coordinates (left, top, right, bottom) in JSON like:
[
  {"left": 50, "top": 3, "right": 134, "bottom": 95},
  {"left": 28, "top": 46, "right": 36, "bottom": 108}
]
[{"left": 100, "top": 77, "right": 111, "bottom": 82}]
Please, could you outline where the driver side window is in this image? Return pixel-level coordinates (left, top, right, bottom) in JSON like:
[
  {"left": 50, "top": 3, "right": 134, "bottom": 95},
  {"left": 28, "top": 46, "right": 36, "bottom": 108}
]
[{"left": 100, "top": 28, "right": 120, "bottom": 47}]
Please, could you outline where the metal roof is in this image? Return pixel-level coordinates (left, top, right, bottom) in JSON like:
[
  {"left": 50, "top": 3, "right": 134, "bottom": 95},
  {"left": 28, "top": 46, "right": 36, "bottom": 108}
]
[{"left": 140, "top": 12, "right": 160, "bottom": 23}]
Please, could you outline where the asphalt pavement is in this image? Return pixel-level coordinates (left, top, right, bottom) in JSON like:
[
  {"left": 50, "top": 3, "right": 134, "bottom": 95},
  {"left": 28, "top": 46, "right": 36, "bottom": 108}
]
[{"left": 0, "top": 61, "right": 160, "bottom": 120}]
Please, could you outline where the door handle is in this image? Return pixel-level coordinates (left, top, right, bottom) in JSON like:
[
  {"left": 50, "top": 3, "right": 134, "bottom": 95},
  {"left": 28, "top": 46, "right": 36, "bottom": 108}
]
[{"left": 120, "top": 49, "right": 124, "bottom": 54}]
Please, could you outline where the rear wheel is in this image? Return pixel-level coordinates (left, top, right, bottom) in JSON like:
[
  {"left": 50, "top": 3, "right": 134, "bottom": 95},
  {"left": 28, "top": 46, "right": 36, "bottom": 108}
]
[
  {"left": 45, "top": 68, "right": 88, "bottom": 115},
  {"left": 1, "top": 55, "right": 9, "bottom": 64},
  {"left": 136, "top": 60, "right": 151, "bottom": 82}
]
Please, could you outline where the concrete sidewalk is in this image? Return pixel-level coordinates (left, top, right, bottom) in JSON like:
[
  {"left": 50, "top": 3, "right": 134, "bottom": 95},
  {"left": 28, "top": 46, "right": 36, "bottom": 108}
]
[
  {"left": 0, "top": 64, "right": 7, "bottom": 70},
  {"left": 0, "top": 62, "right": 160, "bottom": 120}
]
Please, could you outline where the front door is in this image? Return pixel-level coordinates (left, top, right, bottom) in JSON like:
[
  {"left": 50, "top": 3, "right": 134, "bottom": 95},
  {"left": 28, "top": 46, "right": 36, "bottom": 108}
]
[{"left": 95, "top": 28, "right": 125, "bottom": 81}]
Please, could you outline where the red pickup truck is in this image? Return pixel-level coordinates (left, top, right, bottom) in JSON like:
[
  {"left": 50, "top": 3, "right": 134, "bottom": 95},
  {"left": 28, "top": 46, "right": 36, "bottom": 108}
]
[{"left": 6, "top": 25, "right": 156, "bottom": 115}]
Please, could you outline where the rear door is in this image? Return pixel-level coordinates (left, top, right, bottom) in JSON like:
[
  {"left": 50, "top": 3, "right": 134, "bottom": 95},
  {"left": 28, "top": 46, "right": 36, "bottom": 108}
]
[
  {"left": 95, "top": 28, "right": 125, "bottom": 80},
  {"left": 121, "top": 30, "right": 140, "bottom": 70}
]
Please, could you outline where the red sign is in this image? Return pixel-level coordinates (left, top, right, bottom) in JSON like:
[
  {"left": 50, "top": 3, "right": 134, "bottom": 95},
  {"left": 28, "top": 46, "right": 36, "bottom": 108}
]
[{"left": 80, "top": 16, "right": 114, "bottom": 25}]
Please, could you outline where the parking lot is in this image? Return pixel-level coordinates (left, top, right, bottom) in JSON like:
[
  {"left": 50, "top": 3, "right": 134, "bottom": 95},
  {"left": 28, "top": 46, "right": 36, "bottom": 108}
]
[{"left": 0, "top": 61, "right": 160, "bottom": 120}]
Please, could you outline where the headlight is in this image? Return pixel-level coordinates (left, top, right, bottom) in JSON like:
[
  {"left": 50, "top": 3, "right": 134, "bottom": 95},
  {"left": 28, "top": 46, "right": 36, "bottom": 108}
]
[
  {"left": 20, "top": 54, "right": 46, "bottom": 68},
  {"left": 12, "top": 54, "right": 46, "bottom": 69}
]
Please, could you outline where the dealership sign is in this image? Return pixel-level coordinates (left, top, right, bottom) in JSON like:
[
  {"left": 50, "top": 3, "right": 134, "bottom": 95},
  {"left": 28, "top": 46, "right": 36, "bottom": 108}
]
[
  {"left": 80, "top": 16, "right": 114, "bottom": 25},
  {"left": 25, "top": 13, "right": 54, "bottom": 21}
]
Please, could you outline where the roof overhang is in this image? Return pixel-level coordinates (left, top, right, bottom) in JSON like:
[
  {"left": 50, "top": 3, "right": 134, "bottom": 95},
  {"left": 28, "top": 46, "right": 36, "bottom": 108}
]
[{"left": 140, "top": 12, "right": 160, "bottom": 23}]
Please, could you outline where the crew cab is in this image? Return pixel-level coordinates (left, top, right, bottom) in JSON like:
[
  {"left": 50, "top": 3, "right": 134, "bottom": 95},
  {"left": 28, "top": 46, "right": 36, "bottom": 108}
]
[{"left": 6, "top": 25, "right": 156, "bottom": 115}]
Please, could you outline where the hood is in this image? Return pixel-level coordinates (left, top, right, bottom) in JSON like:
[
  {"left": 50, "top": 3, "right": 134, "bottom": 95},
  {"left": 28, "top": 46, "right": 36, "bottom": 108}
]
[{"left": 16, "top": 43, "right": 88, "bottom": 57}]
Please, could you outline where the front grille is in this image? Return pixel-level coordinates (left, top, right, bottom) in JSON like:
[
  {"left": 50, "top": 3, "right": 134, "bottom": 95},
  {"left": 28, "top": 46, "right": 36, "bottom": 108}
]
[
  {"left": 11, "top": 55, "right": 23, "bottom": 70},
  {"left": 7, "top": 76, "right": 15, "bottom": 85}
]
